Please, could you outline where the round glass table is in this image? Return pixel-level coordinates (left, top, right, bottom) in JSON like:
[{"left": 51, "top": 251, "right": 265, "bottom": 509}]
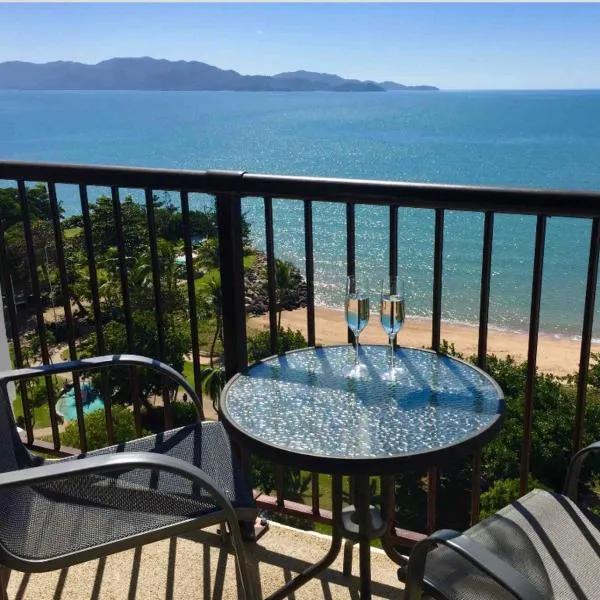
[{"left": 220, "top": 345, "right": 505, "bottom": 599}]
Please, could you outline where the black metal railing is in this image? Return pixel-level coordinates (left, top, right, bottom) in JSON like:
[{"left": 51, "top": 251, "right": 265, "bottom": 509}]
[{"left": 2, "top": 160, "right": 600, "bottom": 555}]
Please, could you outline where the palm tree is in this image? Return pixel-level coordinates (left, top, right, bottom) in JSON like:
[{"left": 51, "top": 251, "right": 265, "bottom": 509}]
[
  {"left": 200, "top": 364, "right": 227, "bottom": 412},
  {"left": 199, "top": 274, "right": 223, "bottom": 367},
  {"left": 195, "top": 238, "right": 220, "bottom": 271}
]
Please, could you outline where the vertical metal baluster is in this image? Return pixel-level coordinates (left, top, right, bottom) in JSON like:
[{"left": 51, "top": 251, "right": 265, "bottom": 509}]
[
  {"left": 573, "top": 217, "right": 600, "bottom": 452},
  {"left": 520, "top": 215, "right": 547, "bottom": 495},
  {"left": 478, "top": 212, "right": 494, "bottom": 369},
  {"left": 276, "top": 464, "right": 285, "bottom": 507},
  {"left": 0, "top": 219, "right": 33, "bottom": 443},
  {"left": 380, "top": 475, "right": 402, "bottom": 563},
  {"left": 470, "top": 449, "right": 482, "bottom": 525},
  {"left": 48, "top": 183, "right": 87, "bottom": 453},
  {"left": 180, "top": 191, "right": 204, "bottom": 420},
  {"left": 427, "top": 466, "right": 438, "bottom": 534},
  {"left": 111, "top": 186, "right": 142, "bottom": 435},
  {"left": 389, "top": 205, "right": 398, "bottom": 279},
  {"left": 264, "top": 197, "right": 278, "bottom": 355},
  {"left": 432, "top": 209, "right": 444, "bottom": 351},
  {"left": 304, "top": 200, "right": 316, "bottom": 347},
  {"left": 311, "top": 473, "right": 320, "bottom": 515},
  {"left": 145, "top": 188, "right": 172, "bottom": 429},
  {"left": 216, "top": 193, "right": 247, "bottom": 379},
  {"left": 17, "top": 180, "right": 60, "bottom": 449},
  {"left": 389, "top": 204, "right": 399, "bottom": 353},
  {"left": 346, "top": 203, "right": 356, "bottom": 345},
  {"left": 79, "top": 184, "right": 114, "bottom": 443},
  {"left": 470, "top": 211, "right": 494, "bottom": 524}
]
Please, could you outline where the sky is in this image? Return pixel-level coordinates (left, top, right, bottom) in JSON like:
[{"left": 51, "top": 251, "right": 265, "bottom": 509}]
[{"left": 0, "top": 3, "right": 599, "bottom": 90}]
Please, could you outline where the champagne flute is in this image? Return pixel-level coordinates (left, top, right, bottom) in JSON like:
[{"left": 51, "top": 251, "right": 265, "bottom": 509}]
[
  {"left": 379, "top": 277, "right": 405, "bottom": 381},
  {"left": 344, "top": 275, "right": 370, "bottom": 378}
]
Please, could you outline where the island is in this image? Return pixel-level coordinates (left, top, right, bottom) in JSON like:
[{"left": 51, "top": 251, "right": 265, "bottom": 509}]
[{"left": 0, "top": 57, "right": 439, "bottom": 92}]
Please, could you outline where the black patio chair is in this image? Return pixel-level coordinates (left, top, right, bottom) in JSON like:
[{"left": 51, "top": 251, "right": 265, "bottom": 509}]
[
  {"left": 404, "top": 443, "right": 600, "bottom": 600},
  {"left": 0, "top": 354, "right": 257, "bottom": 600}
]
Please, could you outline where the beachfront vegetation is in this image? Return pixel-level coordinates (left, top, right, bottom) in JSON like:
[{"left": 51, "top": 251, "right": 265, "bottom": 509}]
[{"left": 61, "top": 406, "right": 140, "bottom": 451}]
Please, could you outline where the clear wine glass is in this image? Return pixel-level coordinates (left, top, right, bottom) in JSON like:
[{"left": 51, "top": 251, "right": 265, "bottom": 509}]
[
  {"left": 344, "top": 275, "right": 370, "bottom": 378},
  {"left": 379, "top": 277, "right": 406, "bottom": 381}
]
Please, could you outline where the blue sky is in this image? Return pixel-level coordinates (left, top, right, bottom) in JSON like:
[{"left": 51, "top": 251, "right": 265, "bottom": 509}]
[{"left": 0, "top": 3, "right": 599, "bottom": 90}]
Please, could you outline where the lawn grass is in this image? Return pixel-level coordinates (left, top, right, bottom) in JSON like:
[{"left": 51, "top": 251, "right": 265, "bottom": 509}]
[
  {"left": 11, "top": 394, "right": 52, "bottom": 429},
  {"left": 183, "top": 361, "right": 195, "bottom": 388},
  {"left": 63, "top": 226, "right": 82, "bottom": 240}
]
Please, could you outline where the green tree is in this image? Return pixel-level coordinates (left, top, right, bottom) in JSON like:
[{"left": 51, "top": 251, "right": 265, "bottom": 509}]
[
  {"left": 197, "top": 274, "right": 223, "bottom": 366},
  {"left": 89, "top": 194, "right": 148, "bottom": 257},
  {"left": 0, "top": 184, "right": 55, "bottom": 229},
  {"left": 195, "top": 238, "right": 220, "bottom": 271},
  {"left": 200, "top": 364, "right": 227, "bottom": 411}
]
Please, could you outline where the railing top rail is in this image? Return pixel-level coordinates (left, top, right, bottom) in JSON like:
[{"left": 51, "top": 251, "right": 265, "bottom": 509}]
[
  {"left": 0, "top": 160, "right": 210, "bottom": 191},
  {"left": 1, "top": 160, "right": 600, "bottom": 217}
]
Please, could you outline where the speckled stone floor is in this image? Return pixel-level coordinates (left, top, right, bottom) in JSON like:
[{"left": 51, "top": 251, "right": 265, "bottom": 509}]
[{"left": 5, "top": 522, "right": 404, "bottom": 600}]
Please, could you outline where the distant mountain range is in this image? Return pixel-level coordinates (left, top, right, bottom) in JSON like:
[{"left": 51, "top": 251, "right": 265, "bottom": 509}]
[{"left": 0, "top": 57, "right": 439, "bottom": 92}]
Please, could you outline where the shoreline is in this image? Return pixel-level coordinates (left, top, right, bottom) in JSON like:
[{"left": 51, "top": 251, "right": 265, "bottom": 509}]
[{"left": 248, "top": 306, "right": 600, "bottom": 377}]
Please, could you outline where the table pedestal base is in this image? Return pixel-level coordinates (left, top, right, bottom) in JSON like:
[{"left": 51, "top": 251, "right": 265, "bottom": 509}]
[{"left": 265, "top": 474, "right": 387, "bottom": 600}]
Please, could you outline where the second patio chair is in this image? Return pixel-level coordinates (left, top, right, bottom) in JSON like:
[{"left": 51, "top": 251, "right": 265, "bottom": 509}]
[
  {"left": 404, "top": 441, "right": 600, "bottom": 600},
  {"left": 0, "top": 354, "right": 257, "bottom": 600}
]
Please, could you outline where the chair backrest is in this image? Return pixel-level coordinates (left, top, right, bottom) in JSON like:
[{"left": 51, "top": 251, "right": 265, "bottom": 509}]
[{"left": 0, "top": 383, "right": 38, "bottom": 473}]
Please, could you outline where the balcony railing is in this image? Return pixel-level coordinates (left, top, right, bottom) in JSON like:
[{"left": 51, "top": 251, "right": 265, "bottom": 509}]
[{"left": 2, "top": 159, "right": 600, "bottom": 561}]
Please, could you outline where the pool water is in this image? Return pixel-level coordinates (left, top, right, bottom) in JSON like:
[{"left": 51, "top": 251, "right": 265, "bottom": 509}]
[{"left": 56, "top": 382, "right": 105, "bottom": 422}]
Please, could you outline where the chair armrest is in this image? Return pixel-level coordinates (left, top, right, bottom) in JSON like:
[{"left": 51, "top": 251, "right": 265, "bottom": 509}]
[
  {"left": 0, "top": 354, "right": 205, "bottom": 420},
  {"left": 564, "top": 440, "right": 600, "bottom": 500},
  {"left": 406, "top": 529, "right": 545, "bottom": 600},
  {"left": 0, "top": 451, "right": 237, "bottom": 523}
]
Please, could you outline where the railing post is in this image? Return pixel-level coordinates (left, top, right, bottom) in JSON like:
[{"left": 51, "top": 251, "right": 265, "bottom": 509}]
[
  {"left": 212, "top": 173, "right": 248, "bottom": 380},
  {"left": 0, "top": 272, "right": 13, "bottom": 401}
]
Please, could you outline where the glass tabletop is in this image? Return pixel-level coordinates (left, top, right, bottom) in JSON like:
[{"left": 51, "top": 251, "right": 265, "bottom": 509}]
[{"left": 222, "top": 345, "right": 504, "bottom": 466}]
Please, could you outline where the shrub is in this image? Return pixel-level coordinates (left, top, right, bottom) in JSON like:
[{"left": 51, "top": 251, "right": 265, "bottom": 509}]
[
  {"left": 61, "top": 406, "right": 140, "bottom": 451},
  {"left": 480, "top": 476, "right": 551, "bottom": 519},
  {"left": 247, "top": 327, "right": 308, "bottom": 364},
  {"left": 483, "top": 354, "right": 600, "bottom": 491},
  {"left": 143, "top": 401, "right": 198, "bottom": 433}
]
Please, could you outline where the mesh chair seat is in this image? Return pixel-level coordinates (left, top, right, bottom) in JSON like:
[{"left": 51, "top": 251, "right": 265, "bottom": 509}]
[
  {"left": 423, "top": 489, "right": 600, "bottom": 600},
  {"left": 0, "top": 421, "right": 255, "bottom": 563}
]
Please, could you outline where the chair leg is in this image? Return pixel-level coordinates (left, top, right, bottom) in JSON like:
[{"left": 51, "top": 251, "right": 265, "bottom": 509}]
[
  {"left": 0, "top": 567, "right": 10, "bottom": 600},
  {"left": 342, "top": 539, "right": 355, "bottom": 576},
  {"left": 228, "top": 519, "right": 260, "bottom": 600}
]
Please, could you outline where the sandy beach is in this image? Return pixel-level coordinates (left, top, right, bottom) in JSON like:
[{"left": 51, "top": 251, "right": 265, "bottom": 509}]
[{"left": 249, "top": 306, "right": 600, "bottom": 377}]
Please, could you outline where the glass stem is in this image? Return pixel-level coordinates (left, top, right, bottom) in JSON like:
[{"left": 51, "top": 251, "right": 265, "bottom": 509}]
[
  {"left": 389, "top": 335, "right": 394, "bottom": 371},
  {"left": 355, "top": 334, "right": 360, "bottom": 366}
]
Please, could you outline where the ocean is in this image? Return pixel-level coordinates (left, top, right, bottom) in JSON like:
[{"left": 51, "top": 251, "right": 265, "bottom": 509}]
[{"left": 1, "top": 89, "right": 600, "bottom": 338}]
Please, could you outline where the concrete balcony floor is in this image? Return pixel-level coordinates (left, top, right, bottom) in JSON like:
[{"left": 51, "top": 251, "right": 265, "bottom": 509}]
[{"left": 6, "top": 522, "right": 404, "bottom": 600}]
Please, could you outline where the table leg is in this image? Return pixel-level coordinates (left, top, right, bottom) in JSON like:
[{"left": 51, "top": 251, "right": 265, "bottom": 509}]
[
  {"left": 380, "top": 474, "right": 407, "bottom": 567},
  {"left": 354, "top": 474, "right": 373, "bottom": 599},
  {"left": 264, "top": 474, "right": 344, "bottom": 600}
]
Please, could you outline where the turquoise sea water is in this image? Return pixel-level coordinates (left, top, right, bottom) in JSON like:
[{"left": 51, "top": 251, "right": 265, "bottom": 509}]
[{"left": 1, "top": 90, "right": 600, "bottom": 338}]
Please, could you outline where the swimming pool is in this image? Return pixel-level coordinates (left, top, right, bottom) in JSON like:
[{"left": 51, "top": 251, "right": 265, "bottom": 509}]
[{"left": 56, "top": 382, "right": 105, "bottom": 422}]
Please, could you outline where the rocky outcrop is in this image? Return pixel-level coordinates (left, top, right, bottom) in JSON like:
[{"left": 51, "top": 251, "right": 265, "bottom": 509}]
[{"left": 244, "top": 253, "right": 307, "bottom": 316}]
